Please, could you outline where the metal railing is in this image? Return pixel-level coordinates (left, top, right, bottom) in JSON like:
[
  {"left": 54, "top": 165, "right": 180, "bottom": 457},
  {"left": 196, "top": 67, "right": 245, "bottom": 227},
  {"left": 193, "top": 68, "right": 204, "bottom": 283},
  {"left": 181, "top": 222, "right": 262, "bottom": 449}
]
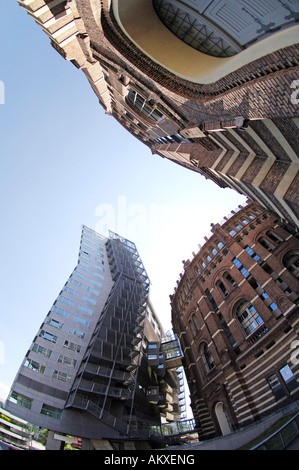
[{"left": 250, "top": 412, "right": 299, "bottom": 450}]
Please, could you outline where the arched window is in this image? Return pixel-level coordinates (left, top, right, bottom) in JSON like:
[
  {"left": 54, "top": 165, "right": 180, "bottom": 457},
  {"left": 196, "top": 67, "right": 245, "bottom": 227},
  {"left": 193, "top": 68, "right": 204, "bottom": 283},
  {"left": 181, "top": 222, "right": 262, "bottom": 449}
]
[
  {"left": 217, "top": 280, "right": 229, "bottom": 298},
  {"left": 229, "top": 228, "right": 236, "bottom": 237},
  {"left": 283, "top": 251, "right": 299, "bottom": 279},
  {"left": 200, "top": 343, "right": 215, "bottom": 373},
  {"left": 234, "top": 299, "right": 264, "bottom": 336},
  {"left": 258, "top": 236, "right": 276, "bottom": 252},
  {"left": 224, "top": 272, "right": 237, "bottom": 289},
  {"left": 266, "top": 230, "right": 283, "bottom": 244},
  {"left": 217, "top": 240, "right": 224, "bottom": 250}
]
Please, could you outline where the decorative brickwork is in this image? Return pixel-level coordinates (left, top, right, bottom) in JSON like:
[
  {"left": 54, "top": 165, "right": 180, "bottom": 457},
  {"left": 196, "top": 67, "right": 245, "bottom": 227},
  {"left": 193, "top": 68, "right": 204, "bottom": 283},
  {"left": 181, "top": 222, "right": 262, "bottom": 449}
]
[{"left": 171, "top": 201, "right": 299, "bottom": 438}]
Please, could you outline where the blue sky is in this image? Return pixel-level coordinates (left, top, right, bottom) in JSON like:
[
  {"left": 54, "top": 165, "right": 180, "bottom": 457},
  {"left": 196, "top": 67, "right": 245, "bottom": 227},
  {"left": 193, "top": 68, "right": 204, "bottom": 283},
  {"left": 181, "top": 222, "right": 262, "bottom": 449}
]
[{"left": 0, "top": 1, "right": 246, "bottom": 400}]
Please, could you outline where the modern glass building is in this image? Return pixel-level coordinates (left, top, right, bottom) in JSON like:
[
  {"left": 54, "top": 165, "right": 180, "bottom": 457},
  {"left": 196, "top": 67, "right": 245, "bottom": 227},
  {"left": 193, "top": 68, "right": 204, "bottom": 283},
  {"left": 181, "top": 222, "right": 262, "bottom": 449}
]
[{"left": 5, "top": 227, "right": 182, "bottom": 450}]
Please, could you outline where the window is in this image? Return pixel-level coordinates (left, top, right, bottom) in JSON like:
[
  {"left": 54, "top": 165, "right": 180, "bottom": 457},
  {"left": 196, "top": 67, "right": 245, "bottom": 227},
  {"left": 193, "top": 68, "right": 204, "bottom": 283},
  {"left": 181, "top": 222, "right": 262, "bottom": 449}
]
[
  {"left": 40, "top": 404, "right": 63, "bottom": 420},
  {"left": 63, "top": 286, "right": 79, "bottom": 297},
  {"left": 74, "top": 270, "right": 87, "bottom": 280},
  {"left": 266, "top": 231, "right": 283, "bottom": 244},
  {"left": 235, "top": 224, "right": 242, "bottom": 231},
  {"left": 193, "top": 315, "right": 200, "bottom": 332},
  {"left": 200, "top": 343, "right": 215, "bottom": 373},
  {"left": 32, "top": 343, "right": 52, "bottom": 358},
  {"left": 69, "top": 327, "right": 85, "bottom": 339},
  {"left": 9, "top": 391, "right": 32, "bottom": 409},
  {"left": 69, "top": 278, "right": 84, "bottom": 289},
  {"left": 283, "top": 251, "right": 299, "bottom": 279},
  {"left": 189, "top": 319, "right": 196, "bottom": 336},
  {"left": 245, "top": 245, "right": 261, "bottom": 263},
  {"left": 217, "top": 280, "right": 229, "bottom": 298},
  {"left": 74, "top": 315, "right": 89, "bottom": 327},
  {"left": 78, "top": 305, "right": 93, "bottom": 315},
  {"left": 235, "top": 299, "right": 264, "bottom": 336},
  {"left": 218, "top": 313, "right": 239, "bottom": 352},
  {"left": 52, "top": 306, "right": 69, "bottom": 318},
  {"left": 58, "top": 296, "right": 74, "bottom": 307},
  {"left": 229, "top": 229, "right": 236, "bottom": 237},
  {"left": 211, "top": 247, "right": 218, "bottom": 256},
  {"left": 268, "top": 374, "right": 286, "bottom": 401},
  {"left": 39, "top": 330, "right": 58, "bottom": 343},
  {"left": 86, "top": 286, "right": 100, "bottom": 296},
  {"left": 24, "top": 358, "right": 45, "bottom": 374},
  {"left": 52, "top": 370, "right": 72, "bottom": 383},
  {"left": 205, "top": 288, "right": 218, "bottom": 311},
  {"left": 93, "top": 271, "right": 104, "bottom": 279},
  {"left": 224, "top": 272, "right": 237, "bottom": 289},
  {"left": 45, "top": 317, "right": 63, "bottom": 329},
  {"left": 148, "top": 343, "right": 158, "bottom": 349},
  {"left": 81, "top": 295, "right": 96, "bottom": 306},
  {"left": 63, "top": 340, "right": 81, "bottom": 353},
  {"left": 127, "top": 88, "right": 165, "bottom": 122},
  {"left": 232, "top": 257, "right": 250, "bottom": 278},
  {"left": 58, "top": 355, "right": 77, "bottom": 368},
  {"left": 148, "top": 354, "right": 158, "bottom": 360},
  {"left": 206, "top": 254, "right": 212, "bottom": 263},
  {"left": 217, "top": 241, "right": 224, "bottom": 249},
  {"left": 280, "top": 365, "right": 298, "bottom": 393},
  {"left": 258, "top": 237, "right": 275, "bottom": 252}
]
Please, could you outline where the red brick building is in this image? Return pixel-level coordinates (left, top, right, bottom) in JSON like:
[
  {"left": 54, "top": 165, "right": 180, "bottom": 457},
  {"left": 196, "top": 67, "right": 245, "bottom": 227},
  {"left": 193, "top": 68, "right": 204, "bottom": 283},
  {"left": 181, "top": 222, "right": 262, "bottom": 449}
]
[
  {"left": 18, "top": 0, "right": 299, "bottom": 228},
  {"left": 170, "top": 200, "right": 299, "bottom": 438}
]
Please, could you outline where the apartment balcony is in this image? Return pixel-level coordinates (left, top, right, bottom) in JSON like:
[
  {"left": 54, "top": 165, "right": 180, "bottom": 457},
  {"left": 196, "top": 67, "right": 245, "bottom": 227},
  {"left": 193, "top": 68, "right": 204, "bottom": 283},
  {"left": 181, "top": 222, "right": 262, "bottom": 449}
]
[
  {"left": 81, "top": 363, "right": 133, "bottom": 385},
  {"left": 75, "top": 378, "right": 130, "bottom": 400},
  {"left": 161, "top": 334, "right": 183, "bottom": 369}
]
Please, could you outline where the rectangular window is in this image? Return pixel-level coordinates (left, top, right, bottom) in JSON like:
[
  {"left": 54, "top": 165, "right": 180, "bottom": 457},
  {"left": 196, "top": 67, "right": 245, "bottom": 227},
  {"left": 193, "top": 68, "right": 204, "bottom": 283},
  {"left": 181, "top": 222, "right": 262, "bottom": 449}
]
[
  {"left": 45, "top": 317, "right": 63, "bottom": 329},
  {"left": 81, "top": 295, "right": 96, "bottom": 306},
  {"left": 93, "top": 272, "right": 104, "bottom": 280},
  {"left": 58, "top": 295, "right": 74, "bottom": 307},
  {"left": 77, "top": 305, "right": 93, "bottom": 315},
  {"left": 52, "top": 370, "right": 72, "bottom": 383},
  {"left": 69, "top": 278, "right": 84, "bottom": 289},
  {"left": 90, "top": 279, "right": 102, "bottom": 288},
  {"left": 74, "top": 270, "right": 87, "bottom": 280},
  {"left": 268, "top": 374, "right": 286, "bottom": 401},
  {"left": 63, "top": 286, "right": 79, "bottom": 297},
  {"left": 63, "top": 340, "right": 81, "bottom": 353},
  {"left": 94, "top": 265, "right": 104, "bottom": 272},
  {"left": 52, "top": 306, "right": 69, "bottom": 318},
  {"left": 9, "top": 391, "right": 33, "bottom": 410},
  {"left": 73, "top": 315, "right": 89, "bottom": 327},
  {"left": 148, "top": 354, "right": 158, "bottom": 360},
  {"left": 40, "top": 404, "right": 63, "bottom": 420},
  {"left": 245, "top": 245, "right": 261, "bottom": 263},
  {"left": 233, "top": 257, "right": 250, "bottom": 278},
  {"left": 69, "top": 327, "right": 85, "bottom": 339},
  {"left": 32, "top": 343, "right": 52, "bottom": 358},
  {"left": 24, "top": 358, "right": 45, "bottom": 374},
  {"left": 280, "top": 365, "right": 298, "bottom": 393},
  {"left": 86, "top": 286, "right": 100, "bottom": 296},
  {"left": 39, "top": 330, "right": 58, "bottom": 343},
  {"left": 58, "top": 355, "right": 77, "bottom": 368}
]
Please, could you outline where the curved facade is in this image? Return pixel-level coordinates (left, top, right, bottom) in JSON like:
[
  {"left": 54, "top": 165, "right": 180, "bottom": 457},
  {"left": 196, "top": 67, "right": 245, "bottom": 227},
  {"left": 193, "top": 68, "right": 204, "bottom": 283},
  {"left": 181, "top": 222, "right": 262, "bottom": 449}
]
[
  {"left": 6, "top": 227, "right": 182, "bottom": 450},
  {"left": 170, "top": 201, "right": 299, "bottom": 439},
  {"left": 17, "top": 0, "right": 299, "bottom": 228}
]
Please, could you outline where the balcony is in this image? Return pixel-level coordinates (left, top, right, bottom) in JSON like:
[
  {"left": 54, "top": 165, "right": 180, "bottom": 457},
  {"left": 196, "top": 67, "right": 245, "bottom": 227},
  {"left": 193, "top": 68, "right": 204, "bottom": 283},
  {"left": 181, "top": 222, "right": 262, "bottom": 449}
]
[{"left": 160, "top": 334, "right": 183, "bottom": 369}]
